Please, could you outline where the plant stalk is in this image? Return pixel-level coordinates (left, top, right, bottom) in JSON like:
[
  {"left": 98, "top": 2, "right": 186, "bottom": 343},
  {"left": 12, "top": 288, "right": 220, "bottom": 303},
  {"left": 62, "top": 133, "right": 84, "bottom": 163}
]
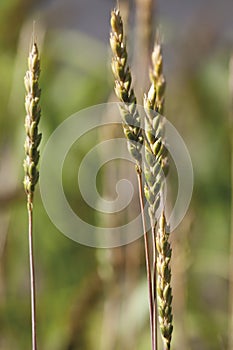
[
  {"left": 228, "top": 54, "right": 233, "bottom": 350},
  {"left": 27, "top": 201, "right": 37, "bottom": 350},
  {"left": 151, "top": 225, "right": 158, "bottom": 350}
]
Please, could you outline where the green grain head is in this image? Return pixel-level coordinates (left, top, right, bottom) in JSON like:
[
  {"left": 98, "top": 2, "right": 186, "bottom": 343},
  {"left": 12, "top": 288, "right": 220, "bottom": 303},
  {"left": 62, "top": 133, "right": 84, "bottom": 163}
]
[
  {"left": 23, "top": 42, "right": 42, "bottom": 207},
  {"left": 144, "top": 41, "right": 168, "bottom": 225},
  {"left": 110, "top": 8, "right": 143, "bottom": 167}
]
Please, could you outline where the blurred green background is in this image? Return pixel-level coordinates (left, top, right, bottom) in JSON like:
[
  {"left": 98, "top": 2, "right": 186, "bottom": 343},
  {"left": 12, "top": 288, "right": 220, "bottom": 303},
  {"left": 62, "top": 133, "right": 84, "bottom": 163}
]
[{"left": 0, "top": 0, "right": 232, "bottom": 349}]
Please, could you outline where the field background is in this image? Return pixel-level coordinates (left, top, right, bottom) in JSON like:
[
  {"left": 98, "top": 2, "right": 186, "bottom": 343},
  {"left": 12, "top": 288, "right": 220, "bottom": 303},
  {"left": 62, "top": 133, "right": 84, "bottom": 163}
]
[{"left": 0, "top": 0, "right": 232, "bottom": 349}]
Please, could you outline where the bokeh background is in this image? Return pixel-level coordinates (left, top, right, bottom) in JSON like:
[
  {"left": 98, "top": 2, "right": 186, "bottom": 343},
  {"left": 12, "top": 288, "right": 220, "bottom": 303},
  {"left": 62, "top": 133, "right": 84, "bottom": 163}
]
[{"left": 0, "top": 0, "right": 233, "bottom": 349}]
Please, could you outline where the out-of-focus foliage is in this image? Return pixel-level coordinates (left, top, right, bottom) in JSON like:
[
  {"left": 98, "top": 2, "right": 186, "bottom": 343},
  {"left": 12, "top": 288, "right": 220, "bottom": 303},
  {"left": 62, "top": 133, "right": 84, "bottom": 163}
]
[{"left": 0, "top": 1, "right": 232, "bottom": 350}]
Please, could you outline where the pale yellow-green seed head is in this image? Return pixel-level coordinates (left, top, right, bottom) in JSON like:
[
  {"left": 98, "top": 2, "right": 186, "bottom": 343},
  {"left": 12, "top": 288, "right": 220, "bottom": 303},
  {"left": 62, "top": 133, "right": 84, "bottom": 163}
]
[
  {"left": 110, "top": 8, "right": 143, "bottom": 165},
  {"left": 23, "top": 41, "right": 41, "bottom": 205}
]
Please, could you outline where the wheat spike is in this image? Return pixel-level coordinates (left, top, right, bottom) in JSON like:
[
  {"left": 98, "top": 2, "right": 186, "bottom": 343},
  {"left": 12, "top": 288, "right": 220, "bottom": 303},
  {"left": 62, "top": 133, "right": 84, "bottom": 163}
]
[
  {"left": 144, "top": 41, "right": 173, "bottom": 350},
  {"left": 110, "top": 8, "right": 143, "bottom": 166},
  {"left": 110, "top": 9, "right": 157, "bottom": 349},
  {"left": 144, "top": 41, "right": 168, "bottom": 225},
  {"left": 23, "top": 42, "right": 42, "bottom": 208}
]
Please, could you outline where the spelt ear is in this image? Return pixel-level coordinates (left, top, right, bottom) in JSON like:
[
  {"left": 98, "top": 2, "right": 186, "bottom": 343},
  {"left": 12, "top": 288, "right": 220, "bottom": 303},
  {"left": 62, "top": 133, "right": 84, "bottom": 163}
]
[
  {"left": 144, "top": 40, "right": 173, "bottom": 350},
  {"left": 110, "top": 8, "right": 143, "bottom": 167},
  {"left": 24, "top": 41, "right": 41, "bottom": 208},
  {"left": 143, "top": 40, "right": 168, "bottom": 225},
  {"left": 110, "top": 9, "right": 156, "bottom": 349}
]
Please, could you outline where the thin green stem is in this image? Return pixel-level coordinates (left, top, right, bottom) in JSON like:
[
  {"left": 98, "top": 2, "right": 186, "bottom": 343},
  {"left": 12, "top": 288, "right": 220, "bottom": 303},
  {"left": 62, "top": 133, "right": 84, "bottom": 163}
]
[
  {"left": 137, "top": 169, "right": 156, "bottom": 350},
  {"left": 228, "top": 54, "right": 233, "bottom": 350},
  {"left": 27, "top": 202, "right": 37, "bottom": 350},
  {"left": 151, "top": 225, "right": 158, "bottom": 350},
  {"left": 229, "top": 127, "right": 233, "bottom": 349},
  {"left": 229, "top": 138, "right": 233, "bottom": 349}
]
